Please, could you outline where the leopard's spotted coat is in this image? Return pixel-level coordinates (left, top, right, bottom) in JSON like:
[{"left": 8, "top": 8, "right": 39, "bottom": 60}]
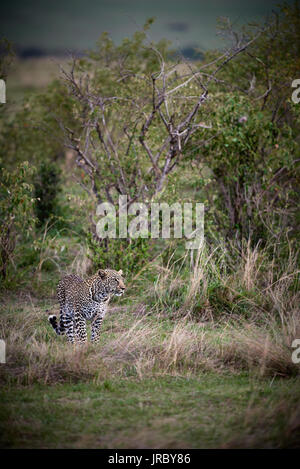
[{"left": 48, "top": 269, "right": 125, "bottom": 344}]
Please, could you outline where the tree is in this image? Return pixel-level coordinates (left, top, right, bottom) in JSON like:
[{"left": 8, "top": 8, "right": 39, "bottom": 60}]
[
  {"left": 34, "top": 160, "right": 61, "bottom": 226},
  {"left": 59, "top": 21, "right": 263, "bottom": 221},
  {"left": 191, "top": 3, "right": 300, "bottom": 245},
  {"left": 0, "top": 162, "right": 36, "bottom": 280}
]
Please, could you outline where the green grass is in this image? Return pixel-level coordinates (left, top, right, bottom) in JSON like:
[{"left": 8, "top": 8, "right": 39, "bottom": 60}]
[{"left": 1, "top": 373, "right": 299, "bottom": 449}]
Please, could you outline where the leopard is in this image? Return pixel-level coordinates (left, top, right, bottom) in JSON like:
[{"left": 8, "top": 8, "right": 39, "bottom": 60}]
[{"left": 48, "top": 269, "right": 125, "bottom": 344}]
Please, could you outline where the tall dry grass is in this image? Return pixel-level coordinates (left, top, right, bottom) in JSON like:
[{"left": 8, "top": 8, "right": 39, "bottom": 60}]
[
  {"left": 143, "top": 239, "right": 300, "bottom": 377},
  {"left": 0, "top": 239, "right": 299, "bottom": 384},
  {"left": 0, "top": 303, "right": 217, "bottom": 385},
  {"left": 1, "top": 305, "right": 298, "bottom": 387}
]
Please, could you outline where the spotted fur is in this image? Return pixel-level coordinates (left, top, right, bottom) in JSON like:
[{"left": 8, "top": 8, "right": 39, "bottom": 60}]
[{"left": 48, "top": 269, "right": 125, "bottom": 344}]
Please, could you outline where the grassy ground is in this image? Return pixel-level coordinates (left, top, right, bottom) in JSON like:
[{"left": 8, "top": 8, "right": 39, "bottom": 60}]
[
  {"left": 0, "top": 293, "right": 299, "bottom": 449},
  {"left": 1, "top": 373, "right": 299, "bottom": 449}
]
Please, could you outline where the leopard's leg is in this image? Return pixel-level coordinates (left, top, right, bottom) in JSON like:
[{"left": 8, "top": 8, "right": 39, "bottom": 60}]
[
  {"left": 91, "top": 312, "right": 105, "bottom": 344},
  {"left": 74, "top": 313, "right": 87, "bottom": 345},
  {"left": 56, "top": 284, "right": 66, "bottom": 336},
  {"left": 64, "top": 311, "right": 75, "bottom": 343},
  {"left": 58, "top": 311, "right": 66, "bottom": 336}
]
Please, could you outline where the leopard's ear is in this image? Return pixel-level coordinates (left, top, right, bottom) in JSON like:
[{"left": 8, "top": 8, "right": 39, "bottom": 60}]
[
  {"left": 98, "top": 269, "right": 107, "bottom": 279},
  {"left": 118, "top": 269, "right": 123, "bottom": 276}
]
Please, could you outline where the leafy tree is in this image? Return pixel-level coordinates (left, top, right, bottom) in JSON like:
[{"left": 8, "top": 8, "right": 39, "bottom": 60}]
[
  {"left": 193, "top": 94, "right": 299, "bottom": 244},
  {"left": 0, "top": 161, "right": 36, "bottom": 280},
  {"left": 54, "top": 19, "right": 261, "bottom": 268},
  {"left": 214, "top": 2, "right": 300, "bottom": 127},
  {"left": 190, "top": 3, "right": 300, "bottom": 245},
  {"left": 34, "top": 160, "right": 61, "bottom": 226}
]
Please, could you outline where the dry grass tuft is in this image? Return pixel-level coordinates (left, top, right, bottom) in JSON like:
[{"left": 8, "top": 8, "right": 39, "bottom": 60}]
[
  {"left": 220, "top": 321, "right": 299, "bottom": 377},
  {"left": 69, "top": 244, "right": 93, "bottom": 277}
]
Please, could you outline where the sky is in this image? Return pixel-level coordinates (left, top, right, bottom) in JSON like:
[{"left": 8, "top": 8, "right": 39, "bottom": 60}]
[{"left": 0, "top": 0, "right": 295, "bottom": 55}]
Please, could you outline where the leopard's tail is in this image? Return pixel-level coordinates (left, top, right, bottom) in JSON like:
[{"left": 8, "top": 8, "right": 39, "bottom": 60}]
[
  {"left": 48, "top": 314, "right": 59, "bottom": 334},
  {"left": 48, "top": 313, "right": 66, "bottom": 336}
]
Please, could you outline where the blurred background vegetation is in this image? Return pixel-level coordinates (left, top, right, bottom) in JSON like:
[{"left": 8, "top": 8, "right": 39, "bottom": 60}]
[{"left": 0, "top": 2, "right": 299, "bottom": 291}]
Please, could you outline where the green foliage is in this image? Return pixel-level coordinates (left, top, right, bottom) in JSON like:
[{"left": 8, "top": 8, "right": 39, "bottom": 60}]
[
  {"left": 0, "top": 161, "right": 36, "bottom": 281},
  {"left": 187, "top": 3, "right": 300, "bottom": 246},
  {"left": 215, "top": 2, "right": 300, "bottom": 120},
  {"left": 87, "top": 232, "right": 151, "bottom": 278},
  {"left": 34, "top": 160, "right": 61, "bottom": 226},
  {"left": 89, "top": 18, "right": 172, "bottom": 88},
  {"left": 192, "top": 91, "right": 299, "bottom": 244}
]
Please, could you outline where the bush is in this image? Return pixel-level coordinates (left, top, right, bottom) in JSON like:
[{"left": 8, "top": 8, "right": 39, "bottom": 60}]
[
  {"left": 192, "top": 94, "right": 299, "bottom": 246},
  {"left": 87, "top": 232, "right": 151, "bottom": 278},
  {"left": 34, "top": 161, "right": 61, "bottom": 226},
  {"left": 0, "top": 161, "right": 36, "bottom": 282}
]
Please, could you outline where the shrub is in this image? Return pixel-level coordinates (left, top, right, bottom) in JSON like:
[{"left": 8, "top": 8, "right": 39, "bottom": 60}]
[
  {"left": 0, "top": 161, "right": 36, "bottom": 281},
  {"left": 34, "top": 160, "right": 61, "bottom": 226},
  {"left": 87, "top": 232, "right": 151, "bottom": 278},
  {"left": 192, "top": 94, "right": 299, "bottom": 245}
]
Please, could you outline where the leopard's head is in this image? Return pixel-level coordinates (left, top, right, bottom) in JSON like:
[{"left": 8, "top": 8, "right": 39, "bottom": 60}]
[{"left": 96, "top": 268, "right": 126, "bottom": 299}]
